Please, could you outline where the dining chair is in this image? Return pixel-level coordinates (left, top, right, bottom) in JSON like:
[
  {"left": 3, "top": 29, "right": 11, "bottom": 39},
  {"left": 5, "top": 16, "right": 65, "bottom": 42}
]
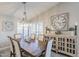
[
  {"left": 11, "top": 39, "right": 22, "bottom": 57},
  {"left": 38, "top": 35, "right": 48, "bottom": 49},
  {"left": 38, "top": 35, "right": 48, "bottom": 56},
  {"left": 45, "top": 39, "right": 53, "bottom": 57},
  {"left": 30, "top": 34, "right": 36, "bottom": 42},
  {"left": 8, "top": 36, "right": 15, "bottom": 57},
  {"left": 30, "top": 34, "right": 35, "bottom": 40},
  {"left": 14, "top": 33, "right": 21, "bottom": 42},
  {"left": 8, "top": 36, "right": 35, "bottom": 57}
]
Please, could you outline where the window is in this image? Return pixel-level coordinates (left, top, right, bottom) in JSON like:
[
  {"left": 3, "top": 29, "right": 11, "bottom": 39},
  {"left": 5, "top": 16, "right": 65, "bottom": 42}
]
[{"left": 17, "top": 22, "right": 43, "bottom": 39}]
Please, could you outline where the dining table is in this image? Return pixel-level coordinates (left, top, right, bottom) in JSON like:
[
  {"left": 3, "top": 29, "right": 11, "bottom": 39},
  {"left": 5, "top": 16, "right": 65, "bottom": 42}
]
[{"left": 19, "top": 38, "right": 45, "bottom": 57}]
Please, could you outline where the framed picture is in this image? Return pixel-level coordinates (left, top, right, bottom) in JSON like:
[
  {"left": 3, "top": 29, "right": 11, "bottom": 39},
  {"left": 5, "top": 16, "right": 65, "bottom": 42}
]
[{"left": 50, "top": 13, "right": 69, "bottom": 31}]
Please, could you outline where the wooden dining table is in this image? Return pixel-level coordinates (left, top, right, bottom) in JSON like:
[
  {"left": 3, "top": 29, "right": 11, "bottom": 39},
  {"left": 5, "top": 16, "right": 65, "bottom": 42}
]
[{"left": 19, "top": 38, "right": 45, "bottom": 57}]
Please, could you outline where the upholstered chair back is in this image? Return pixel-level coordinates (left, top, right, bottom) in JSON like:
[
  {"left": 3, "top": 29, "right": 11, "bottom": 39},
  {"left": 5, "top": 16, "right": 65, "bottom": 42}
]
[
  {"left": 38, "top": 35, "right": 48, "bottom": 50},
  {"left": 12, "top": 39, "right": 21, "bottom": 57},
  {"left": 45, "top": 39, "right": 53, "bottom": 57},
  {"left": 8, "top": 36, "right": 15, "bottom": 57},
  {"left": 14, "top": 33, "right": 21, "bottom": 42}
]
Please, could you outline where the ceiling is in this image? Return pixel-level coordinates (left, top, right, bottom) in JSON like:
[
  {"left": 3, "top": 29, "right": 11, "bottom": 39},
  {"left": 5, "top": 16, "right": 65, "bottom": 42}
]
[{"left": 0, "top": 2, "right": 59, "bottom": 20}]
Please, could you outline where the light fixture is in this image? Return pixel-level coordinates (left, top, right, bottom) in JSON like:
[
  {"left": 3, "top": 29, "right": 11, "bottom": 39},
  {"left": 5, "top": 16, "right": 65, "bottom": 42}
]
[
  {"left": 21, "top": 2, "right": 27, "bottom": 24},
  {"left": 21, "top": 2, "right": 27, "bottom": 40}
]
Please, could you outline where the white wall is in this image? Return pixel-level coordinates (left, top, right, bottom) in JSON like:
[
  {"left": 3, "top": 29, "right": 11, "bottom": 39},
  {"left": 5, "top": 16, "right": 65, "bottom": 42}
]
[
  {"left": 31, "top": 2, "right": 79, "bottom": 56},
  {"left": 0, "top": 16, "right": 16, "bottom": 49}
]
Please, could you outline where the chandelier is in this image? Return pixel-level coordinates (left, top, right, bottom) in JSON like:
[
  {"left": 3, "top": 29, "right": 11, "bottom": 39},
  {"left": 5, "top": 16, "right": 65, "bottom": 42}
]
[{"left": 21, "top": 2, "right": 27, "bottom": 24}]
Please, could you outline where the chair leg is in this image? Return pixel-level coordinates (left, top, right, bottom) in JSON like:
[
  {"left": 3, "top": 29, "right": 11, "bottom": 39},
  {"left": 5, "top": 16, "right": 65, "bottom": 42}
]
[
  {"left": 10, "top": 51, "right": 16, "bottom": 57},
  {"left": 39, "top": 50, "right": 46, "bottom": 57},
  {"left": 10, "top": 51, "right": 12, "bottom": 57}
]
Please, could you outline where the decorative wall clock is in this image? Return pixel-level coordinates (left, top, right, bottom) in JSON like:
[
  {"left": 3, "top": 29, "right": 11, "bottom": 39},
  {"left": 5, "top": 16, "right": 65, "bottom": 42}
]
[{"left": 50, "top": 13, "right": 69, "bottom": 31}]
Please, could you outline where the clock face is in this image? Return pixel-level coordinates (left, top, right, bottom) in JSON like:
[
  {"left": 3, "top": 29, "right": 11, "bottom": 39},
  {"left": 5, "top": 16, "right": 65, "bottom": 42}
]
[{"left": 51, "top": 13, "right": 69, "bottom": 30}]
